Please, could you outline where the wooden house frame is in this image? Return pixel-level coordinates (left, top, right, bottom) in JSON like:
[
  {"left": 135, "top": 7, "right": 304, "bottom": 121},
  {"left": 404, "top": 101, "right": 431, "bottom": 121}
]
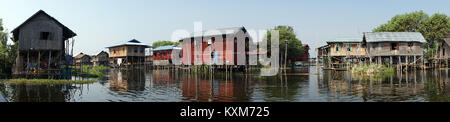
[
  {"left": 107, "top": 39, "right": 150, "bottom": 67},
  {"left": 363, "top": 32, "right": 425, "bottom": 69},
  {"left": 11, "top": 10, "right": 76, "bottom": 78}
]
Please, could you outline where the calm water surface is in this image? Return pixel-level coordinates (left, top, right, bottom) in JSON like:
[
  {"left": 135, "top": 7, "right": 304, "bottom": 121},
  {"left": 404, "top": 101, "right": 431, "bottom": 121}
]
[{"left": 1, "top": 66, "right": 449, "bottom": 102}]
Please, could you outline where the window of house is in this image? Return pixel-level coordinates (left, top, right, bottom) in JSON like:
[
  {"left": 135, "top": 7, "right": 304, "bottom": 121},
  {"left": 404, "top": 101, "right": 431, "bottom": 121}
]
[
  {"left": 40, "top": 32, "right": 51, "bottom": 40},
  {"left": 134, "top": 47, "right": 138, "bottom": 53},
  {"left": 357, "top": 44, "right": 361, "bottom": 51},
  {"left": 207, "top": 39, "right": 212, "bottom": 45},
  {"left": 391, "top": 43, "right": 398, "bottom": 50},
  {"left": 114, "top": 49, "right": 116, "bottom": 53},
  {"left": 234, "top": 38, "right": 237, "bottom": 43},
  {"left": 140, "top": 48, "right": 144, "bottom": 53},
  {"left": 346, "top": 44, "right": 351, "bottom": 52},
  {"left": 444, "top": 48, "right": 446, "bottom": 56},
  {"left": 408, "top": 43, "right": 414, "bottom": 48},
  {"left": 335, "top": 44, "right": 340, "bottom": 52}
]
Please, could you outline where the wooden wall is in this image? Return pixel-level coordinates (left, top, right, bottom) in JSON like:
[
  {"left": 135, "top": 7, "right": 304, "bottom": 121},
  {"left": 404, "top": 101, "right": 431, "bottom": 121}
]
[
  {"left": 18, "top": 13, "right": 63, "bottom": 51},
  {"left": 438, "top": 42, "right": 450, "bottom": 59},
  {"left": 366, "top": 42, "right": 423, "bottom": 56},
  {"left": 328, "top": 43, "right": 366, "bottom": 57},
  {"left": 109, "top": 46, "right": 146, "bottom": 58}
]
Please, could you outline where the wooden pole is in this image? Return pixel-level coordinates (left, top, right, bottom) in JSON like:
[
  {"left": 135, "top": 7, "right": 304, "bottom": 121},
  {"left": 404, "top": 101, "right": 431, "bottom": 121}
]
[
  {"left": 390, "top": 56, "right": 393, "bottom": 67},
  {"left": 38, "top": 51, "right": 41, "bottom": 74},
  {"left": 406, "top": 56, "right": 409, "bottom": 71},
  {"left": 399, "top": 56, "right": 402, "bottom": 72},
  {"left": 48, "top": 51, "right": 52, "bottom": 79},
  {"left": 27, "top": 50, "right": 30, "bottom": 72},
  {"left": 284, "top": 40, "right": 288, "bottom": 74},
  {"left": 48, "top": 51, "right": 51, "bottom": 70},
  {"left": 414, "top": 55, "right": 417, "bottom": 70}
]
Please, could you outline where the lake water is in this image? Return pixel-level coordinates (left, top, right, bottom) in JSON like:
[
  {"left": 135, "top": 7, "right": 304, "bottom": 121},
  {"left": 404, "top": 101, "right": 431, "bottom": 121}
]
[{"left": 1, "top": 66, "right": 449, "bottom": 102}]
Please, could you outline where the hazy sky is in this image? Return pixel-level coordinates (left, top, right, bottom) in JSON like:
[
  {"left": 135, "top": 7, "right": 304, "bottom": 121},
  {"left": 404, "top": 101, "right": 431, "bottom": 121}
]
[{"left": 1, "top": 0, "right": 449, "bottom": 57}]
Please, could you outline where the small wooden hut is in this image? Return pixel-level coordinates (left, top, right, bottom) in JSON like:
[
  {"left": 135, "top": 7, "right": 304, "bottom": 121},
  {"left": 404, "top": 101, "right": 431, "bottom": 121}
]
[
  {"left": 91, "top": 51, "right": 109, "bottom": 66},
  {"left": 11, "top": 10, "right": 76, "bottom": 78},
  {"left": 436, "top": 38, "right": 450, "bottom": 67}
]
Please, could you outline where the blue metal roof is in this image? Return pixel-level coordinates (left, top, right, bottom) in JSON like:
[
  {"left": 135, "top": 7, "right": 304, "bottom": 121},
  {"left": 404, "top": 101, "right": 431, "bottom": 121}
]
[
  {"left": 106, "top": 39, "right": 151, "bottom": 48},
  {"left": 153, "top": 45, "right": 181, "bottom": 51},
  {"left": 128, "top": 39, "right": 141, "bottom": 43}
]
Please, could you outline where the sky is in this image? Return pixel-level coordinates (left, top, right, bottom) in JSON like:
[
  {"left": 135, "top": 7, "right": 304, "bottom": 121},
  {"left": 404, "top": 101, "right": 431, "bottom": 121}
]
[{"left": 0, "top": 0, "right": 449, "bottom": 57}]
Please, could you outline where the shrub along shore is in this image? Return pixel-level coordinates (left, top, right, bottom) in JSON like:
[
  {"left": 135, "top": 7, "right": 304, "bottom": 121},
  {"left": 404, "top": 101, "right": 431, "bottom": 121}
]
[
  {"left": 73, "top": 65, "right": 109, "bottom": 78},
  {"left": 350, "top": 64, "right": 395, "bottom": 79}
]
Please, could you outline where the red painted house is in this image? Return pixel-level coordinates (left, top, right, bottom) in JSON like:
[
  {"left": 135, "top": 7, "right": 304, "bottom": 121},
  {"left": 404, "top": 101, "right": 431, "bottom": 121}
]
[
  {"left": 296, "top": 44, "right": 310, "bottom": 62},
  {"left": 152, "top": 45, "right": 181, "bottom": 66},
  {"left": 179, "top": 27, "right": 253, "bottom": 66}
]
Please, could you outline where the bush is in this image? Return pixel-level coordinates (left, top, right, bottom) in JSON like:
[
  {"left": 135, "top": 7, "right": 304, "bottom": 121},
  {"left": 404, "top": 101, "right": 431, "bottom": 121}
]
[{"left": 351, "top": 64, "right": 395, "bottom": 79}]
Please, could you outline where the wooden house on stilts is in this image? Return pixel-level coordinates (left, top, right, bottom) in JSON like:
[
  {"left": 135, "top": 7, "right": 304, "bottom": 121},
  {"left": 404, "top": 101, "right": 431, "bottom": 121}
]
[
  {"left": 363, "top": 32, "right": 425, "bottom": 70},
  {"left": 325, "top": 37, "right": 367, "bottom": 69},
  {"left": 107, "top": 39, "right": 151, "bottom": 67},
  {"left": 436, "top": 38, "right": 450, "bottom": 67},
  {"left": 11, "top": 10, "right": 77, "bottom": 78}
]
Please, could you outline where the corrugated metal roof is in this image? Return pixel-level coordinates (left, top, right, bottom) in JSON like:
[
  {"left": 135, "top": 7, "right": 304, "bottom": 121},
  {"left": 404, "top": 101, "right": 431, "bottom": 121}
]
[
  {"left": 327, "top": 36, "right": 363, "bottom": 43},
  {"left": 181, "top": 27, "right": 246, "bottom": 39},
  {"left": 364, "top": 32, "right": 426, "bottom": 42},
  {"left": 74, "top": 53, "right": 87, "bottom": 59},
  {"left": 107, "top": 39, "right": 151, "bottom": 48},
  {"left": 153, "top": 45, "right": 181, "bottom": 51}
]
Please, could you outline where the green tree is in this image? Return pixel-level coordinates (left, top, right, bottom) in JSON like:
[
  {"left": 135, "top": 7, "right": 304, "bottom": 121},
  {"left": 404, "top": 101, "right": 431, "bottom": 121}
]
[
  {"left": 264, "top": 26, "right": 304, "bottom": 65},
  {"left": 152, "top": 40, "right": 180, "bottom": 49},
  {"left": 419, "top": 13, "right": 450, "bottom": 43},
  {"left": 373, "top": 11, "right": 450, "bottom": 58},
  {"left": 373, "top": 11, "right": 428, "bottom": 32},
  {"left": 0, "top": 19, "right": 18, "bottom": 77}
]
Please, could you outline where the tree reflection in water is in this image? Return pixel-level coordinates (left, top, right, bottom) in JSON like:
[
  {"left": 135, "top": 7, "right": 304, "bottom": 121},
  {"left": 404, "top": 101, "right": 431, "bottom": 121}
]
[
  {"left": 320, "top": 69, "right": 450, "bottom": 102},
  {"left": 1, "top": 67, "right": 450, "bottom": 102}
]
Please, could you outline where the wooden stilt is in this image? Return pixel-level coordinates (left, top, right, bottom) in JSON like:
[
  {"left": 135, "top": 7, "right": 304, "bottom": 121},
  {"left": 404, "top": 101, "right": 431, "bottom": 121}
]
[
  {"left": 390, "top": 56, "right": 393, "bottom": 67},
  {"left": 48, "top": 51, "right": 52, "bottom": 79},
  {"left": 27, "top": 50, "right": 30, "bottom": 72},
  {"left": 406, "top": 56, "right": 409, "bottom": 71},
  {"left": 38, "top": 51, "right": 41, "bottom": 74}
]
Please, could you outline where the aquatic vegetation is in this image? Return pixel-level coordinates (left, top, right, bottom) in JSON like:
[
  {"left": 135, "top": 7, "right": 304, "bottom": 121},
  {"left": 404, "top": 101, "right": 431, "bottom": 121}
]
[
  {"left": 350, "top": 64, "right": 395, "bottom": 79},
  {"left": 1, "top": 79, "right": 96, "bottom": 85},
  {"left": 73, "top": 65, "right": 109, "bottom": 78}
]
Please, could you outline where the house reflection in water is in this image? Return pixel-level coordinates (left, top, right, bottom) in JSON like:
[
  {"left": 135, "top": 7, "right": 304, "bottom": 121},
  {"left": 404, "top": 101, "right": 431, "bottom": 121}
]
[
  {"left": 320, "top": 70, "right": 450, "bottom": 102},
  {"left": 181, "top": 75, "right": 234, "bottom": 102},
  {"left": 0, "top": 84, "right": 78, "bottom": 102},
  {"left": 108, "top": 70, "right": 146, "bottom": 92}
]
